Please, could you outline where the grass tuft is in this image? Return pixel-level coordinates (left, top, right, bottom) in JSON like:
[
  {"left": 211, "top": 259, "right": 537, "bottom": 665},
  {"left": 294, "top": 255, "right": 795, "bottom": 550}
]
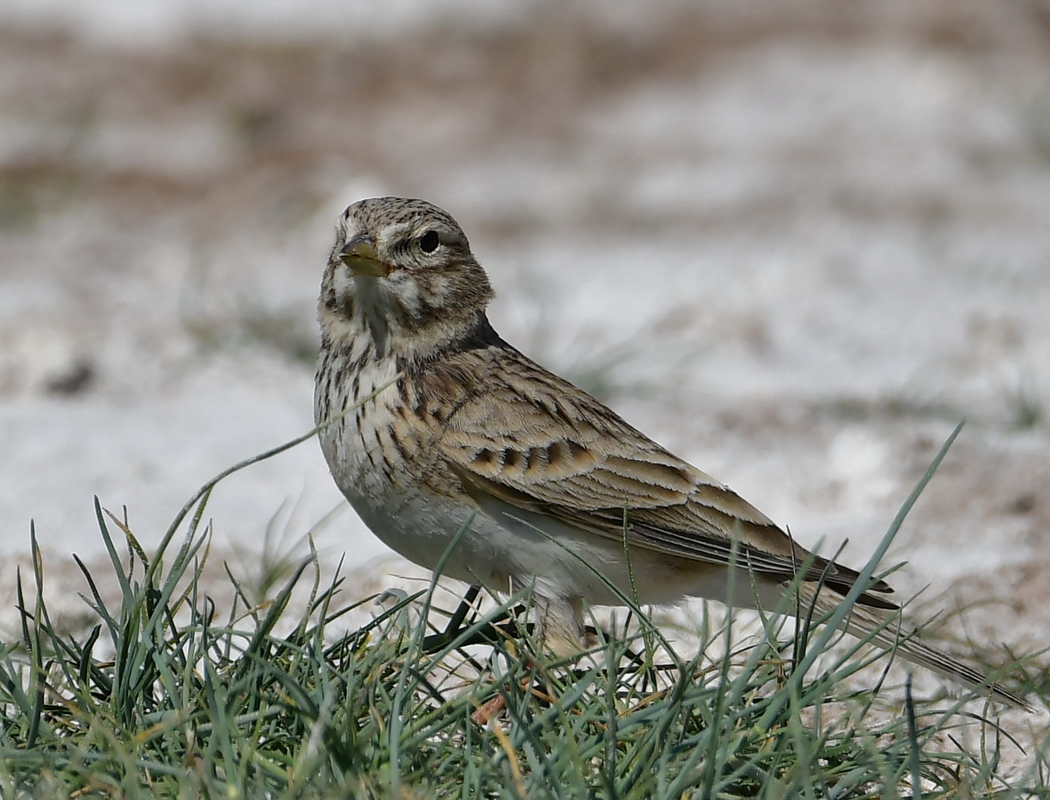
[{"left": 1, "top": 426, "right": 1047, "bottom": 797}]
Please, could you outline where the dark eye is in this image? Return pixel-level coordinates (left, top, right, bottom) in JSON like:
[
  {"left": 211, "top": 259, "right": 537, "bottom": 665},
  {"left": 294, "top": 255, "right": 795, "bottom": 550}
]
[{"left": 418, "top": 230, "right": 440, "bottom": 254}]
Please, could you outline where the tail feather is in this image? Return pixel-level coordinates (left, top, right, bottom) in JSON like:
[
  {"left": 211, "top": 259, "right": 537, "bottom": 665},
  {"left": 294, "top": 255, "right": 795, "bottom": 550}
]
[{"left": 798, "top": 585, "right": 1029, "bottom": 710}]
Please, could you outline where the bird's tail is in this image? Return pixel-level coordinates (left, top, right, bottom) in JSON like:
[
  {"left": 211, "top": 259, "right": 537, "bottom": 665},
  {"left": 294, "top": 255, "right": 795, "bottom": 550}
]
[{"left": 796, "top": 584, "right": 1029, "bottom": 710}]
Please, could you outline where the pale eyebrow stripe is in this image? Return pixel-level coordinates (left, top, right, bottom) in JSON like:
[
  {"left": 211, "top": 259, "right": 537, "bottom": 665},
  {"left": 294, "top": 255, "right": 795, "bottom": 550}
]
[{"left": 380, "top": 221, "right": 417, "bottom": 244}]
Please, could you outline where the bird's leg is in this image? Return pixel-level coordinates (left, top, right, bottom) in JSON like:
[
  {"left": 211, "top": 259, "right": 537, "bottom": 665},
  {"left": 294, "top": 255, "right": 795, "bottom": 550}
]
[
  {"left": 473, "top": 595, "right": 609, "bottom": 726},
  {"left": 535, "top": 595, "right": 590, "bottom": 657},
  {"left": 422, "top": 584, "right": 482, "bottom": 652}
]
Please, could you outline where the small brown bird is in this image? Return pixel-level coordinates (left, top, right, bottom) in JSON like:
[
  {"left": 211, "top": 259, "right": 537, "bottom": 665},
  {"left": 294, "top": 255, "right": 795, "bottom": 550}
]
[{"left": 314, "top": 197, "right": 1024, "bottom": 707}]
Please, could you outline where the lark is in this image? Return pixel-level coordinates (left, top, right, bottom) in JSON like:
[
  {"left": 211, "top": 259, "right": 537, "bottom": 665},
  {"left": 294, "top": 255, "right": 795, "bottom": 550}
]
[{"left": 315, "top": 197, "right": 1024, "bottom": 707}]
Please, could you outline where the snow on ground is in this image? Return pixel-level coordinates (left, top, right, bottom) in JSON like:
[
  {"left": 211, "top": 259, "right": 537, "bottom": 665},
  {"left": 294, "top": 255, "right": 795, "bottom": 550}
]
[{"left": 1, "top": 0, "right": 1049, "bottom": 760}]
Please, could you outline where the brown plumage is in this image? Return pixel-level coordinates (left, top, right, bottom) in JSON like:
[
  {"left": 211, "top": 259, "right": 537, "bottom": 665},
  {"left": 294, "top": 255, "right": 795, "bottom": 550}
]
[{"left": 314, "top": 196, "right": 1026, "bottom": 708}]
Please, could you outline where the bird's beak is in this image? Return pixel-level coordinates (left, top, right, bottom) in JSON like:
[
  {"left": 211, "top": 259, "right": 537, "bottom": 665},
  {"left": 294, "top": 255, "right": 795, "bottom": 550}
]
[{"left": 339, "top": 238, "right": 390, "bottom": 278}]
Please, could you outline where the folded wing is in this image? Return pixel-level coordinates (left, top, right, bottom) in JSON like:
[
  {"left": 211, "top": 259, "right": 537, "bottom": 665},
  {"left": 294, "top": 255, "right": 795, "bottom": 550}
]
[{"left": 420, "top": 343, "right": 896, "bottom": 610}]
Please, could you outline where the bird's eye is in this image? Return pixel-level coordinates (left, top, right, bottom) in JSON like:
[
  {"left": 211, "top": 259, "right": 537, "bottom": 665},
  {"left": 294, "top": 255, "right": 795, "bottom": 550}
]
[{"left": 418, "top": 230, "right": 441, "bottom": 254}]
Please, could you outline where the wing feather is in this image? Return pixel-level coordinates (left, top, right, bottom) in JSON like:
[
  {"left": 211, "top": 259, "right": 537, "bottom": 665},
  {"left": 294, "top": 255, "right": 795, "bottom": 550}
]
[{"left": 418, "top": 341, "right": 895, "bottom": 607}]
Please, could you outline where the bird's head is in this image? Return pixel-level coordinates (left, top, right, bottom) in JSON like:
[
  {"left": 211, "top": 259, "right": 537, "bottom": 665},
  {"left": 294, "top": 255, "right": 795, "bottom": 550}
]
[{"left": 319, "top": 197, "right": 494, "bottom": 360}]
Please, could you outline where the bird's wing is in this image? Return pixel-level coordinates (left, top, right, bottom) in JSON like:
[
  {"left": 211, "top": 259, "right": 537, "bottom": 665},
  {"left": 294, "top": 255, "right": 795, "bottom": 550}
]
[{"left": 418, "top": 344, "right": 894, "bottom": 607}]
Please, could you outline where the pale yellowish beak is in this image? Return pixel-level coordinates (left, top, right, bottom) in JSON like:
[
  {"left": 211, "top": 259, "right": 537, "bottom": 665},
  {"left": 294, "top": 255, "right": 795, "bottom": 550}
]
[{"left": 339, "top": 238, "right": 390, "bottom": 277}]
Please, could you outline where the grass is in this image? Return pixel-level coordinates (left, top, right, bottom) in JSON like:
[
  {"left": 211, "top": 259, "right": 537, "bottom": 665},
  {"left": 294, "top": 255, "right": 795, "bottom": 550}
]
[{"left": 1, "top": 426, "right": 1048, "bottom": 798}]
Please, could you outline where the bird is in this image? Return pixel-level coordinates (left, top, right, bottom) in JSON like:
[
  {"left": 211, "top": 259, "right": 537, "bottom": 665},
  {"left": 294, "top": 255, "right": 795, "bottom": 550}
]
[{"left": 314, "top": 196, "right": 1025, "bottom": 708}]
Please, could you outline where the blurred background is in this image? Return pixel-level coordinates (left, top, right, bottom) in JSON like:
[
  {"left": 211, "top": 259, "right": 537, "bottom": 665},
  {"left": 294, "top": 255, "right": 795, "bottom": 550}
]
[{"left": 1, "top": 0, "right": 1049, "bottom": 649}]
